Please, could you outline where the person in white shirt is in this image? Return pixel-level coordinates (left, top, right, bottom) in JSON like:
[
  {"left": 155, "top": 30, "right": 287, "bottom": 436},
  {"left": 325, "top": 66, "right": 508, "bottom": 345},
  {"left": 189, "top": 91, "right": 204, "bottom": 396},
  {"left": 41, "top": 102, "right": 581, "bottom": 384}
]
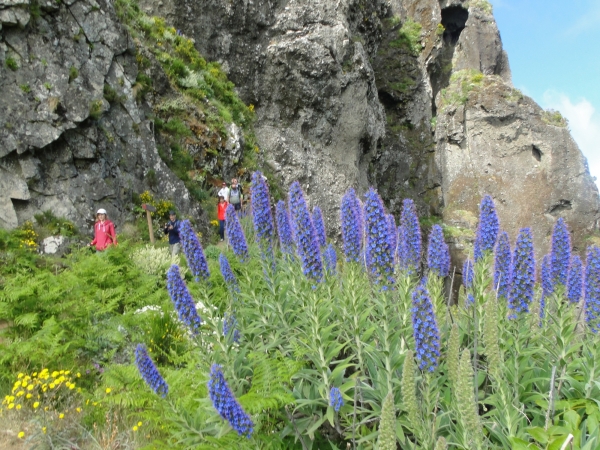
[{"left": 218, "top": 182, "right": 230, "bottom": 202}]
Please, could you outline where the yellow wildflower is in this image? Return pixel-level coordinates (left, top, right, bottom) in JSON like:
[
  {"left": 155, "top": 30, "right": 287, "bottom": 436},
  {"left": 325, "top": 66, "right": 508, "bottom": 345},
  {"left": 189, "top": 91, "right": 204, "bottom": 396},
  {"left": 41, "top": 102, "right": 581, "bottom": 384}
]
[
  {"left": 105, "top": 388, "right": 112, "bottom": 394},
  {"left": 138, "top": 421, "right": 142, "bottom": 427},
  {"left": 51, "top": 371, "right": 59, "bottom": 378},
  {"left": 16, "top": 391, "right": 24, "bottom": 397},
  {"left": 33, "top": 402, "right": 39, "bottom": 409},
  {"left": 18, "top": 431, "right": 25, "bottom": 439},
  {"left": 42, "top": 427, "right": 46, "bottom": 434},
  {"left": 59, "top": 413, "right": 64, "bottom": 419},
  {"left": 132, "top": 426, "right": 138, "bottom": 432},
  {"left": 49, "top": 383, "right": 55, "bottom": 389},
  {"left": 26, "top": 393, "right": 32, "bottom": 399},
  {"left": 76, "top": 373, "right": 81, "bottom": 378},
  {"left": 18, "top": 373, "right": 24, "bottom": 379},
  {"left": 27, "top": 385, "right": 33, "bottom": 391},
  {"left": 8, "top": 403, "right": 14, "bottom": 409},
  {"left": 76, "top": 407, "right": 81, "bottom": 413},
  {"left": 16, "top": 404, "right": 21, "bottom": 410}
]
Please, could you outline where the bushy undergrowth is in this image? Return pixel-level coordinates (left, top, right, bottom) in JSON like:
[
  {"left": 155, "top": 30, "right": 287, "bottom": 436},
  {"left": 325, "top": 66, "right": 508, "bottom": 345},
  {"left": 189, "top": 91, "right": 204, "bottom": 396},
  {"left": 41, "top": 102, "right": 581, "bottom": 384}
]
[{"left": 2, "top": 173, "right": 600, "bottom": 449}]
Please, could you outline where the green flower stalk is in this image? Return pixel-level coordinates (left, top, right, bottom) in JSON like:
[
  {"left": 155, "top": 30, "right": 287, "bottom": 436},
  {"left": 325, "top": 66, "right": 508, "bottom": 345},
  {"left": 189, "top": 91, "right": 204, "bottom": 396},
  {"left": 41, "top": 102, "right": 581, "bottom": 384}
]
[
  {"left": 377, "top": 392, "right": 397, "bottom": 450},
  {"left": 447, "top": 322, "right": 460, "bottom": 389},
  {"left": 434, "top": 436, "right": 448, "bottom": 450},
  {"left": 401, "top": 351, "right": 420, "bottom": 432},
  {"left": 456, "top": 349, "right": 483, "bottom": 448},
  {"left": 482, "top": 296, "right": 501, "bottom": 378}
]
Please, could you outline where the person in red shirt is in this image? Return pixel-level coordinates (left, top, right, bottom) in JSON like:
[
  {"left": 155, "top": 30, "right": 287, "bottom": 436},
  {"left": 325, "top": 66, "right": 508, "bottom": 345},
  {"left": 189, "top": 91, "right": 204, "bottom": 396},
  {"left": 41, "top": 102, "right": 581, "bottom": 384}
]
[
  {"left": 217, "top": 196, "right": 228, "bottom": 242},
  {"left": 90, "top": 208, "right": 117, "bottom": 251}
]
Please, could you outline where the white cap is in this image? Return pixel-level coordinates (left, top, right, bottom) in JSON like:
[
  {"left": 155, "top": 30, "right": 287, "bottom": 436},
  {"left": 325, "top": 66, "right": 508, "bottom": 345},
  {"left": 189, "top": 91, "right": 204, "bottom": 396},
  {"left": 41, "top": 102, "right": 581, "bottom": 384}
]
[{"left": 97, "top": 208, "right": 107, "bottom": 214}]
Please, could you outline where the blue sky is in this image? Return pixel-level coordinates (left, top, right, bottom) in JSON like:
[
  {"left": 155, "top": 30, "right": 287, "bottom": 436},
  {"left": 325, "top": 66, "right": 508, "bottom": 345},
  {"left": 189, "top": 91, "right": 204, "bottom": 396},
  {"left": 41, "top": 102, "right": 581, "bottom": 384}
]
[{"left": 489, "top": 0, "right": 600, "bottom": 189}]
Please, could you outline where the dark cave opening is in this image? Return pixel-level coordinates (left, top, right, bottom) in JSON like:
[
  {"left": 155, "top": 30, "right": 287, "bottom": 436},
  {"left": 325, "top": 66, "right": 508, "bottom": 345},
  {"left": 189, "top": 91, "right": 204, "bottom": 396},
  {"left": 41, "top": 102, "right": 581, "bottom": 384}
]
[
  {"left": 441, "top": 6, "right": 469, "bottom": 45},
  {"left": 428, "top": 5, "right": 469, "bottom": 118},
  {"left": 532, "top": 145, "right": 542, "bottom": 162}
]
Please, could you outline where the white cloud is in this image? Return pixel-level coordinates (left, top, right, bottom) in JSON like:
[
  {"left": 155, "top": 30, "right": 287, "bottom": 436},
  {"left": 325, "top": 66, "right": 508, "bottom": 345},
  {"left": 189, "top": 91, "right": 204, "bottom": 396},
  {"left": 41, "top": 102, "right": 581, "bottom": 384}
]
[{"left": 541, "top": 90, "right": 600, "bottom": 190}]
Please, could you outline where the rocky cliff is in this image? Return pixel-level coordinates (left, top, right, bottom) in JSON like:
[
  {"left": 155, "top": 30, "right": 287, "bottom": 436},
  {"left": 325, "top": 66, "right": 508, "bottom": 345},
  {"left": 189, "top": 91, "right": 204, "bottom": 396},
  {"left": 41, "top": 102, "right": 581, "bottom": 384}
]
[{"left": 1, "top": 0, "right": 599, "bottom": 257}]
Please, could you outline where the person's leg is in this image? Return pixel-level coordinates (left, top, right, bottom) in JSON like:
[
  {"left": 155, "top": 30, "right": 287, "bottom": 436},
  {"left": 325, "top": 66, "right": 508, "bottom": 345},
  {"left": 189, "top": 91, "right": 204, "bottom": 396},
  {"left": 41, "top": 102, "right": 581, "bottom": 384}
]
[
  {"left": 219, "top": 220, "right": 225, "bottom": 240},
  {"left": 234, "top": 203, "right": 241, "bottom": 211}
]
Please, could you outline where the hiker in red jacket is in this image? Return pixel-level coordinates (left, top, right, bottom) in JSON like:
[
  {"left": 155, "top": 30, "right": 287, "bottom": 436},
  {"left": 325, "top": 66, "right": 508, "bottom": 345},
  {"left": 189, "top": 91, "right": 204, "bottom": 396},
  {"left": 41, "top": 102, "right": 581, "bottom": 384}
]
[
  {"left": 217, "top": 196, "right": 228, "bottom": 242},
  {"left": 90, "top": 208, "right": 117, "bottom": 251}
]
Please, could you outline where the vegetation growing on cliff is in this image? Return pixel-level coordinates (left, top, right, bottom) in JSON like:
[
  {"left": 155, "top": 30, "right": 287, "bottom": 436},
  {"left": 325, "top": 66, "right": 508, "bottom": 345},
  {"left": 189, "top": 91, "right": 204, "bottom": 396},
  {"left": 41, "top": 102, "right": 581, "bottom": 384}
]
[
  {"left": 114, "top": 0, "right": 259, "bottom": 204},
  {"left": 542, "top": 109, "right": 569, "bottom": 127},
  {"left": 439, "top": 69, "right": 485, "bottom": 111},
  {"left": 389, "top": 19, "right": 423, "bottom": 56}
]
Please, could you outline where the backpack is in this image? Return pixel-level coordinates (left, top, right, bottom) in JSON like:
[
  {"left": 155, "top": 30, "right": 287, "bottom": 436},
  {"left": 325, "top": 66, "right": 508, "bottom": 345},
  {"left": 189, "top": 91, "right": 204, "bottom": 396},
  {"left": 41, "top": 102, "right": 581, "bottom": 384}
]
[{"left": 230, "top": 187, "right": 241, "bottom": 204}]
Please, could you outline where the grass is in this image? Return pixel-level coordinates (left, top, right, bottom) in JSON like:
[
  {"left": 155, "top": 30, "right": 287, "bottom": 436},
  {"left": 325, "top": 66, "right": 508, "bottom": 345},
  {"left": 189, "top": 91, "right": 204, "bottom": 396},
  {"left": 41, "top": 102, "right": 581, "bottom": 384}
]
[
  {"left": 389, "top": 19, "right": 423, "bottom": 56},
  {"left": 19, "top": 84, "right": 31, "bottom": 94},
  {"left": 89, "top": 100, "right": 104, "bottom": 120}
]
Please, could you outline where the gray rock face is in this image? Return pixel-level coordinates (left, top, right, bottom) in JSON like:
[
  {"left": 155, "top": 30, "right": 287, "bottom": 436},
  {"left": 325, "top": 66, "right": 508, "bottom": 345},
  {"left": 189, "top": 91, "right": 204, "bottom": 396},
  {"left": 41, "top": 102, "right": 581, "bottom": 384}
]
[
  {"left": 436, "top": 77, "right": 600, "bottom": 257},
  {"left": 0, "top": 0, "right": 206, "bottom": 233},
  {"left": 1, "top": 0, "right": 598, "bottom": 266}
]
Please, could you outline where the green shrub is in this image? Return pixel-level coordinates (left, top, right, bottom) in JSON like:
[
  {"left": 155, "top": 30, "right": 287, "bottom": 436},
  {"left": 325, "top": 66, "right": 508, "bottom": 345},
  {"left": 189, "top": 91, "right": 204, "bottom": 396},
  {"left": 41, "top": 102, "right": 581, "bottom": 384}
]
[
  {"left": 439, "top": 69, "right": 485, "bottom": 110},
  {"left": 390, "top": 19, "right": 423, "bottom": 56},
  {"left": 541, "top": 109, "right": 568, "bottom": 127}
]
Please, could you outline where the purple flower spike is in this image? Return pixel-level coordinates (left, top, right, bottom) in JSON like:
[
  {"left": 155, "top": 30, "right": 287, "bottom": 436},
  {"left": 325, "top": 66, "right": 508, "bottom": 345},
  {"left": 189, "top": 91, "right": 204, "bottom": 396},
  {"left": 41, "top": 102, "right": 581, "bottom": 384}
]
[
  {"left": 508, "top": 228, "right": 536, "bottom": 319},
  {"left": 208, "top": 364, "right": 254, "bottom": 438},
  {"left": 135, "top": 344, "right": 168, "bottom": 397},
  {"left": 364, "top": 188, "right": 395, "bottom": 287},
  {"left": 474, "top": 195, "right": 500, "bottom": 262},
  {"left": 324, "top": 243, "right": 337, "bottom": 275},
  {"left": 275, "top": 200, "right": 295, "bottom": 256},
  {"left": 463, "top": 259, "right": 474, "bottom": 289},
  {"left": 219, "top": 253, "right": 239, "bottom": 293},
  {"left": 289, "top": 181, "right": 323, "bottom": 282},
  {"left": 550, "top": 218, "right": 571, "bottom": 288},
  {"left": 540, "top": 254, "right": 553, "bottom": 320},
  {"left": 251, "top": 171, "right": 275, "bottom": 242},
  {"left": 223, "top": 313, "right": 240, "bottom": 343},
  {"left": 585, "top": 246, "right": 600, "bottom": 333},
  {"left": 387, "top": 214, "right": 397, "bottom": 263},
  {"left": 494, "top": 231, "right": 511, "bottom": 299},
  {"left": 225, "top": 205, "right": 249, "bottom": 261},
  {"left": 341, "top": 188, "right": 363, "bottom": 263},
  {"left": 427, "top": 224, "right": 450, "bottom": 277},
  {"left": 179, "top": 219, "right": 210, "bottom": 281},
  {"left": 411, "top": 284, "right": 440, "bottom": 372},
  {"left": 399, "top": 199, "right": 421, "bottom": 273},
  {"left": 567, "top": 255, "right": 583, "bottom": 304},
  {"left": 329, "top": 387, "right": 343, "bottom": 412},
  {"left": 166, "top": 265, "right": 203, "bottom": 334},
  {"left": 312, "top": 206, "right": 327, "bottom": 247}
]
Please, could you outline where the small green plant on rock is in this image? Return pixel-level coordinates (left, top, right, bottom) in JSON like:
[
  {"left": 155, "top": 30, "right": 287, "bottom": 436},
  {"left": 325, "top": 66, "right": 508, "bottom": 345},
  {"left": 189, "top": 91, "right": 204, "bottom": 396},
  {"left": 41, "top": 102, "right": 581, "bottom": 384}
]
[
  {"left": 20, "top": 84, "right": 31, "bottom": 94},
  {"left": 6, "top": 57, "right": 19, "bottom": 71},
  {"left": 436, "top": 23, "right": 445, "bottom": 36},
  {"left": 69, "top": 66, "right": 79, "bottom": 82},
  {"left": 89, "top": 99, "right": 104, "bottom": 120},
  {"left": 44, "top": 82, "right": 52, "bottom": 90}
]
